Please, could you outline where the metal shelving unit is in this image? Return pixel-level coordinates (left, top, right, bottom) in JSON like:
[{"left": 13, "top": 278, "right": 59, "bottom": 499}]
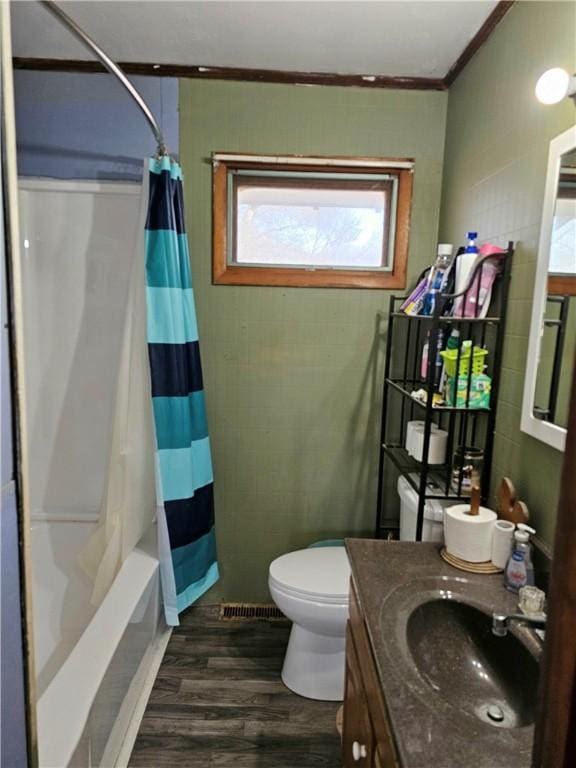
[{"left": 375, "top": 242, "right": 514, "bottom": 541}]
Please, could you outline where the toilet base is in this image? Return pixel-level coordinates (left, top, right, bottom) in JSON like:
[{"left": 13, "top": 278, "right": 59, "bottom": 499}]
[{"left": 281, "top": 623, "right": 345, "bottom": 701}]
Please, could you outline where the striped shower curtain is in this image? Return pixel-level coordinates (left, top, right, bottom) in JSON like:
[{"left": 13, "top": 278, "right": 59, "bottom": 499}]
[{"left": 144, "top": 157, "right": 218, "bottom": 625}]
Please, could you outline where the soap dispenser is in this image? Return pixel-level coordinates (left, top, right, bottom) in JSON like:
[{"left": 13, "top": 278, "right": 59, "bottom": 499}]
[{"left": 504, "top": 524, "right": 536, "bottom": 593}]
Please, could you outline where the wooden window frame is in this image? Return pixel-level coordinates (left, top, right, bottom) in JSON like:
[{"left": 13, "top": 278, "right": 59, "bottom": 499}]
[
  {"left": 212, "top": 154, "right": 413, "bottom": 289},
  {"left": 548, "top": 275, "right": 576, "bottom": 296}
]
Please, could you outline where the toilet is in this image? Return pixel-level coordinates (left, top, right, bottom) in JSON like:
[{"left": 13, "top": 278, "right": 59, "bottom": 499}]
[{"left": 268, "top": 546, "right": 350, "bottom": 701}]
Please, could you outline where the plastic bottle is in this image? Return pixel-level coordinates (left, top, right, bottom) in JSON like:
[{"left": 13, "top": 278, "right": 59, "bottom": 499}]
[
  {"left": 421, "top": 334, "right": 429, "bottom": 380},
  {"left": 433, "top": 329, "right": 444, "bottom": 390},
  {"left": 422, "top": 244, "right": 454, "bottom": 316},
  {"left": 440, "top": 328, "right": 460, "bottom": 393},
  {"left": 504, "top": 524, "right": 536, "bottom": 593},
  {"left": 455, "top": 232, "right": 479, "bottom": 296}
]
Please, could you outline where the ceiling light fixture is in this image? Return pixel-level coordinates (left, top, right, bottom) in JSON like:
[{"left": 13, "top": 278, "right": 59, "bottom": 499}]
[{"left": 535, "top": 68, "right": 576, "bottom": 105}]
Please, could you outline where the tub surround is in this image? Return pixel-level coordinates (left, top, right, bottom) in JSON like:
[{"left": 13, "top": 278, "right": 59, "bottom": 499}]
[{"left": 344, "top": 539, "right": 540, "bottom": 767}]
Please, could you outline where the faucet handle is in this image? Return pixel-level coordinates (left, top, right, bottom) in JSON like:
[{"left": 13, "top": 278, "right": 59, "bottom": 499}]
[
  {"left": 492, "top": 613, "right": 508, "bottom": 636},
  {"left": 519, "top": 585, "right": 546, "bottom": 617}
]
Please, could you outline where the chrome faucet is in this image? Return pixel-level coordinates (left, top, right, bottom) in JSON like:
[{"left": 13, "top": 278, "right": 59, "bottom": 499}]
[{"left": 492, "top": 612, "right": 546, "bottom": 637}]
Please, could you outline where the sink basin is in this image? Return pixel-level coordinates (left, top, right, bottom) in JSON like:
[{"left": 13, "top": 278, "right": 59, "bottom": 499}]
[{"left": 407, "top": 599, "right": 539, "bottom": 728}]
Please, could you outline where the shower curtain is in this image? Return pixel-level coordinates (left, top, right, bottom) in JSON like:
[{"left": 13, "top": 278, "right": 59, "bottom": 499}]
[
  {"left": 145, "top": 157, "right": 218, "bottom": 626},
  {"left": 79, "top": 184, "right": 156, "bottom": 606}
]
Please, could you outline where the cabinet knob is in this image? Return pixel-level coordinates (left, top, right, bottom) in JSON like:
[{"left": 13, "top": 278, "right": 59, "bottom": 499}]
[{"left": 352, "top": 741, "right": 367, "bottom": 761}]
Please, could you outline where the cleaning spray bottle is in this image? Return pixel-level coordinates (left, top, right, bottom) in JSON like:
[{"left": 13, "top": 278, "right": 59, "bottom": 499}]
[{"left": 504, "top": 524, "right": 536, "bottom": 593}]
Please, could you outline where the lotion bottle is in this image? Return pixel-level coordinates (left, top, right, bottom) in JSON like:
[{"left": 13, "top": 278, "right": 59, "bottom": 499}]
[{"left": 504, "top": 524, "right": 536, "bottom": 593}]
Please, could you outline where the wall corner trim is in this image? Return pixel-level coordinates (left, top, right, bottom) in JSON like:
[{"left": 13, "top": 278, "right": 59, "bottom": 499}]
[{"left": 444, "top": 1, "right": 515, "bottom": 87}]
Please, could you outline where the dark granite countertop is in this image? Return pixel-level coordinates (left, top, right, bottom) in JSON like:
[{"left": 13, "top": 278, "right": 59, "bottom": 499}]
[{"left": 345, "top": 539, "right": 541, "bottom": 768}]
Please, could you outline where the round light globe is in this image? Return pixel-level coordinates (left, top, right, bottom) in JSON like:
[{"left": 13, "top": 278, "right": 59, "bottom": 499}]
[{"left": 535, "top": 68, "right": 571, "bottom": 105}]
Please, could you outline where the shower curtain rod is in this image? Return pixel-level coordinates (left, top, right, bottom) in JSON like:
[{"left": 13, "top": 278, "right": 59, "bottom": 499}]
[{"left": 40, "top": 0, "right": 168, "bottom": 156}]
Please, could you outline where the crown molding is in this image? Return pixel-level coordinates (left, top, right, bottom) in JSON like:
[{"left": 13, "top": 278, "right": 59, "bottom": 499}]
[{"left": 12, "top": 2, "right": 514, "bottom": 92}]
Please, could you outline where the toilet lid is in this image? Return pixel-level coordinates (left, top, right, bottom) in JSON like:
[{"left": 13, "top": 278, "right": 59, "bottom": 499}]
[{"left": 269, "top": 547, "right": 351, "bottom": 600}]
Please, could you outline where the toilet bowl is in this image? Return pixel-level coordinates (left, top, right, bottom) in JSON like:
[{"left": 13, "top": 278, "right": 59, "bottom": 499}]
[{"left": 268, "top": 547, "right": 351, "bottom": 701}]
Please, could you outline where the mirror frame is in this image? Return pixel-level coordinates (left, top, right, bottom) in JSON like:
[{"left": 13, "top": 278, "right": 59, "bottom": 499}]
[{"left": 521, "top": 124, "right": 576, "bottom": 452}]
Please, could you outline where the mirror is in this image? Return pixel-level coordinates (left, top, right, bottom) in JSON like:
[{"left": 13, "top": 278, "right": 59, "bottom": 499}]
[{"left": 522, "top": 125, "right": 576, "bottom": 451}]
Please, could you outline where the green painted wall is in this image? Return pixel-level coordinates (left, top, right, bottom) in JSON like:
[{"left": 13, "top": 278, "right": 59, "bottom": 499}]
[
  {"left": 439, "top": 1, "right": 576, "bottom": 547},
  {"left": 180, "top": 80, "right": 447, "bottom": 600}
]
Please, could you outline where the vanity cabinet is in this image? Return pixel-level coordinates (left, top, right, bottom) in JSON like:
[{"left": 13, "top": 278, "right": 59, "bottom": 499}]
[{"left": 342, "top": 583, "right": 399, "bottom": 768}]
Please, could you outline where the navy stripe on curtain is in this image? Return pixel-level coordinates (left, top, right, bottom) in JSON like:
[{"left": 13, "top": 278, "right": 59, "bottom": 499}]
[{"left": 144, "top": 157, "right": 218, "bottom": 624}]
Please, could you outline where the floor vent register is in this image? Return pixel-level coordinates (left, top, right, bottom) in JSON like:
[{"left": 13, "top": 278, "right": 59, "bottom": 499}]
[{"left": 219, "top": 603, "right": 287, "bottom": 621}]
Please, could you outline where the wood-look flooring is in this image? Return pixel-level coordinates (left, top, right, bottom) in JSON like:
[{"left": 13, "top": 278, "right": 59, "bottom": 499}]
[{"left": 129, "top": 608, "right": 342, "bottom": 767}]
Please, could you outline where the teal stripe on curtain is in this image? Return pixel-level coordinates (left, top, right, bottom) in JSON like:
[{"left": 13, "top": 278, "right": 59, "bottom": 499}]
[
  {"left": 145, "top": 156, "right": 218, "bottom": 625},
  {"left": 153, "top": 392, "right": 208, "bottom": 448},
  {"left": 145, "top": 231, "right": 192, "bottom": 288},
  {"left": 146, "top": 287, "right": 199, "bottom": 343},
  {"left": 158, "top": 440, "right": 213, "bottom": 502},
  {"left": 172, "top": 531, "right": 219, "bottom": 612}
]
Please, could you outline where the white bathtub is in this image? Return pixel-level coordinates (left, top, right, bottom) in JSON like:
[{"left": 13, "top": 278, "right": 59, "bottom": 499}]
[{"left": 32, "top": 519, "right": 164, "bottom": 768}]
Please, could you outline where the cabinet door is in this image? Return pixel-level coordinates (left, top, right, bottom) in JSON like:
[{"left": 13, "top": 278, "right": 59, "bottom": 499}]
[
  {"left": 375, "top": 748, "right": 389, "bottom": 768},
  {"left": 342, "top": 623, "right": 376, "bottom": 767}
]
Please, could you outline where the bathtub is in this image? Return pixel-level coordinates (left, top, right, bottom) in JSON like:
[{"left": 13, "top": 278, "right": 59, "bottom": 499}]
[{"left": 32, "top": 518, "right": 165, "bottom": 768}]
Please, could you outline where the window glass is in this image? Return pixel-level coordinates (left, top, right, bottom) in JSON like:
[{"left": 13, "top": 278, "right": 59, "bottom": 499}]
[{"left": 235, "top": 182, "right": 389, "bottom": 270}]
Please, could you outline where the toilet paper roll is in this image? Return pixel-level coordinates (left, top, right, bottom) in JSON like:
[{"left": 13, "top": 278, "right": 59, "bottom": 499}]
[
  {"left": 444, "top": 504, "right": 497, "bottom": 563},
  {"left": 412, "top": 426, "right": 448, "bottom": 465},
  {"left": 491, "top": 519, "right": 515, "bottom": 569}
]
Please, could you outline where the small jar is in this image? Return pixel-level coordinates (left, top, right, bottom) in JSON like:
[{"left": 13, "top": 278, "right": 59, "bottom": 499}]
[{"left": 451, "top": 446, "right": 484, "bottom": 495}]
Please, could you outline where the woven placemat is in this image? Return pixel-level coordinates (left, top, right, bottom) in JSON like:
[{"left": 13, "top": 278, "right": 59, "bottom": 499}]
[{"left": 441, "top": 547, "right": 503, "bottom": 574}]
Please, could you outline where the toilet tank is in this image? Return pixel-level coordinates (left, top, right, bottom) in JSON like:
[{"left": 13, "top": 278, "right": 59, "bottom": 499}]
[{"left": 397, "top": 475, "right": 456, "bottom": 543}]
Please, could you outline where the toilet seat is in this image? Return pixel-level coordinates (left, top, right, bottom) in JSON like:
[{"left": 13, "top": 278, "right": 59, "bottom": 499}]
[
  {"left": 269, "top": 579, "right": 349, "bottom": 605},
  {"left": 269, "top": 548, "right": 350, "bottom": 604}
]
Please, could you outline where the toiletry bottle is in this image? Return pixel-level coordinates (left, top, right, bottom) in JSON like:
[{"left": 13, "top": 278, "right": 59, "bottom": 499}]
[
  {"left": 440, "top": 328, "right": 460, "bottom": 392},
  {"left": 421, "top": 333, "right": 429, "bottom": 381},
  {"left": 433, "top": 329, "right": 444, "bottom": 391},
  {"left": 454, "top": 233, "right": 479, "bottom": 302},
  {"left": 504, "top": 524, "right": 536, "bottom": 593},
  {"left": 421, "top": 329, "right": 444, "bottom": 387},
  {"left": 422, "top": 244, "right": 454, "bottom": 316}
]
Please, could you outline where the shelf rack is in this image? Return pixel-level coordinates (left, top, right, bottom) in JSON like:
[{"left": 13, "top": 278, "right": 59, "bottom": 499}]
[{"left": 375, "top": 242, "right": 514, "bottom": 541}]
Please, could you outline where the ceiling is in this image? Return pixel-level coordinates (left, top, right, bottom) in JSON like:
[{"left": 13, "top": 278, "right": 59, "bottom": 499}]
[{"left": 11, "top": 1, "right": 499, "bottom": 80}]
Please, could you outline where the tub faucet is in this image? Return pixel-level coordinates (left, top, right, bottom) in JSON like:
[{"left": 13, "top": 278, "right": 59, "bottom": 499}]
[{"left": 492, "top": 611, "right": 546, "bottom": 637}]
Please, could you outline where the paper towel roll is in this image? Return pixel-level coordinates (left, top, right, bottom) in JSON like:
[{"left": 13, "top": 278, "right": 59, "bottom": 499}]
[
  {"left": 444, "top": 504, "right": 496, "bottom": 563},
  {"left": 491, "top": 519, "right": 515, "bottom": 569},
  {"left": 412, "top": 425, "right": 448, "bottom": 465}
]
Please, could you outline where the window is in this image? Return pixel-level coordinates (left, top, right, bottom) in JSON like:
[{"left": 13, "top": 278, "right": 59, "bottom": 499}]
[{"left": 212, "top": 154, "right": 413, "bottom": 289}]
